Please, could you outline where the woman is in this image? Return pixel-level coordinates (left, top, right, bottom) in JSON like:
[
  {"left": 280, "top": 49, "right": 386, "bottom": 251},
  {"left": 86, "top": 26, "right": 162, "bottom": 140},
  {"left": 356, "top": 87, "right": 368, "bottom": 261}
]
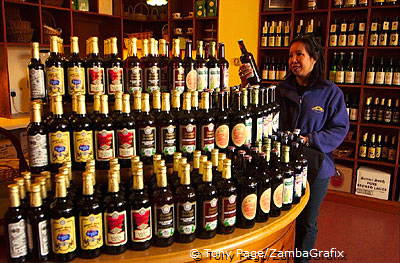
[{"left": 239, "top": 35, "right": 349, "bottom": 263}]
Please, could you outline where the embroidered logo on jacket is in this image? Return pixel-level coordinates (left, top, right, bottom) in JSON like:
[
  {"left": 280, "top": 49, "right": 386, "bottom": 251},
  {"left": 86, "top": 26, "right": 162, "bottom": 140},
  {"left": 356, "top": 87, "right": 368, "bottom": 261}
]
[{"left": 311, "top": 106, "right": 324, "bottom": 113}]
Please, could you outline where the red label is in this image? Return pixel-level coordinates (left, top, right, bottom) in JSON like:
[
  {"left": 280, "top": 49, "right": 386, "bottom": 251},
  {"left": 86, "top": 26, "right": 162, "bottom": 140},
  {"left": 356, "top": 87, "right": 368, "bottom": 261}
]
[
  {"left": 172, "top": 67, "right": 185, "bottom": 93},
  {"left": 104, "top": 211, "right": 127, "bottom": 246},
  {"left": 241, "top": 194, "right": 257, "bottom": 220},
  {"left": 131, "top": 207, "right": 152, "bottom": 242},
  {"left": 215, "top": 124, "right": 229, "bottom": 149},
  {"left": 179, "top": 124, "right": 196, "bottom": 154},
  {"left": 201, "top": 123, "right": 215, "bottom": 152},
  {"left": 220, "top": 195, "right": 236, "bottom": 227},
  {"left": 231, "top": 123, "right": 246, "bottom": 147},
  {"left": 95, "top": 130, "right": 115, "bottom": 160},
  {"left": 107, "top": 67, "right": 123, "bottom": 94},
  {"left": 202, "top": 198, "right": 218, "bottom": 231},
  {"left": 117, "top": 128, "right": 135, "bottom": 158},
  {"left": 88, "top": 67, "right": 105, "bottom": 95}
]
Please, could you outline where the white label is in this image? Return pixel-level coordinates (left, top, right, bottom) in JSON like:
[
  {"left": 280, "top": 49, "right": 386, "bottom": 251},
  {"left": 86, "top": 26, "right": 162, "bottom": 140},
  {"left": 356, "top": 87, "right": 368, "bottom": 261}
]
[
  {"left": 38, "top": 220, "right": 50, "bottom": 256},
  {"left": 8, "top": 220, "right": 28, "bottom": 258},
  {"left": 384, "top": 72, "right": 393, "bottom": 85},
  {"left": 393, "top": 72, "right": 400, "bottom": 86},
  {"left": 144, "top": 66, "right": 160, "bottom": 93},
  {"left": 244, "top": 118, "right": 252, "bottom": 144},
  {"left": 345, "top": 71, "right": 355, "bottom": 84},
  {"left": 302, "top": 166, "right": 308, "bottom": 190},
  {"left": 294, "top": 173, "right": 303, "bottom": 198},
  {"left": 27, "top": 223, "right": 33, "bottom": 252},
  {"left": 208, "top": 67, "right": 220, "bottom": 90},
  {"left": 335, "top": 71, "right": 345, "bottom": 83},
  {"left": 173, "top": 67, "right": 185, "bottom": 94},
  {"left": 366, "top": 72, "right": 375, "bottom": 85},
  {"left": 29, "top": 69, "right": 46, "bottom": 98},
  {"left": 375, "top": 72, "right": 385, "bottom": 85},
  {"left": 197, "top": 67, "right": 208, "bottom": 91},
  {"left": 283, "top": 177, "right": 294, "bottom": 205},
  {"left": 28, "top": 134, "right": 48, "bottom": 167},
  {"left": 272, "top": 112, "right": 280, "bottom": 133}
]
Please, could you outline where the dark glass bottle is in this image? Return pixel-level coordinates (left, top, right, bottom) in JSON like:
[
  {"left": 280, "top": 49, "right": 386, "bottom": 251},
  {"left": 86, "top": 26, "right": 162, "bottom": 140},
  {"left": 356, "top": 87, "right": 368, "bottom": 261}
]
[
  {"left": 216, "top": 159, "right": 237, "bottom": 234},
  {"left": 367, "top": 133, "right": 377, "bottom": 160},
  {"left": 157, "top": 92, "right": 177, "bottom": 165},
  {"left": 238, "top": 39, "right": 261, "bottom": 85},
  {"left": 375, "top": 135, "right": 383, "bottom": 160},
  {"left": 359, "top": 132, "right": 368, "bottom": 159},
  {"left": 190, "top": 151, "right": 202, "bottom": 188},
  {"left": 94, "top": 95, "right": 116, "bottom": 170},
  {"left": 250, "top": 87, "right": 264, "bottom": 145},
  {"left": 345, "top": 52, "right": 355, "bottom": 84},
  {"left": 377, "top": 98, "right": 386, "bottom": 123},
  {"left": 335, "top": 52, "right": 345, "bottom": 84},
  {"left": 366, "top": 56, "right": 376, "bottom": 85},
  {"left": 292, "top": 142, "right": 304, "bottom": 204},
  {"left": 143, "top": 38, "right": 161, "bottom": 93},
  {"left": 236, "top": 155, "right": 257, "bottom": 229},
  {"left": 196, "top": 161, "right": 218, "bottom": 239},
  {"left": 357, "top": 21, "right": 366, "bottom": 47},
  {"left": 215, "top": 91, "right": 230, "bottom": 153},
  {"left": 175, "top": 163, "right": 197, "bottom": 243},
  {"left": 28, "top": 42, "right": 46, "bottom": 102},
  {"left": 158, "top": 39, "right": 170, "bottom": 92},
  {"left": 128, "top": 167, "right": 152, "bottom": 250},
  {"left": 5, "top": 184, "right": 28, "bottom": 263},
  {"left": 229, "top": 91, "right": 247, "bottom": 149},
  {"left": 66, "top": 36, "right": 85, "bottom": 99},
  {"left": 197, "top": 91, "right": 215, "bottom": 155},
  {"left": 71, "top": 94, "right": 94, "bottom": 171},
  {"left": 338, "top": 19, "right": 348, "bottom": 47},
  {"left": 45, "top": 36, "right": 65, "bottom": 98},
  {"left": 388, "top": 136, "right": 397, "bottom": 163},
  {"left": 183, "top": 40, "right": 197, "bottom": 92},
  {"left": 170, "top": 39, "right": 185, "bottom": 94},
  {"left": 89, "top": 94, "right": 101, "bottom": 122},
  {"left": 379, "top": 18, "right": 389, "bottom": 47},
  {"left": 281, "top": 145, "right": 294, "bottom": 211},
  {"left": 103, "top": 170, "right": 128, "bottom": 254},
  {"left": 371, "top": 97, "right": 380, "bottom": 122},
  {"left": 206, "top": 41, "right": 220, "bottom": 91},
  {"left": 78, "top": 172, "right": 103, "bottom": 258},
  {"left": 124, "top": 37, "right": 143, "bottom": 94},
  {"left": 177, "top": 92, "right": 197, "bottom": 160},
  {"left": 256, "top": 150, "right": 272, "bottom": 223},
  {"left": 392, "top": 99, "right": 399, "bottom": 124},
  {"left": 347, "top": 19, "right": 357, "bottom": 47},
  {"left": 384, "top": 57, "right": 394, "bottom": 86},
  {"left": 195, "top": 41, "right": 208, "bottom": 92},
  {"left": 329, "top": 52, "right": 338, "bottom": 82},
  {"left": 86, "top": 37, "right": 105, "bottom": 101},
  {"left": 218, "top": 43, "right": 229, "bottom": 91},
  {"left": 105, "top": 37, "right": 123, "bottom": 98},
  {"left": 384, "top": 98, "right": 393, "bottom": 124},
  {"left": 152, "top": 166, "right": 175, "bottom": 246},
  {"left": 375, "top": 57, "right": 386, "bottom": 86},
  {"left": 270, "top": 149, "right": 283, "bottom": 217}
]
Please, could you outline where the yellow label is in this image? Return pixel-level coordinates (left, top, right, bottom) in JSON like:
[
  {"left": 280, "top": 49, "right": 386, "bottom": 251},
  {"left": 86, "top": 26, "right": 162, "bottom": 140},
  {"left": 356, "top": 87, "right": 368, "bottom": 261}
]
[
  {"left": 312, "top": 106, "right": 325, "bottom": 113},
  {"left": 359, "top": 146, "right": 367, "bottom": 158},
  {"left": 73, "top": 130, "right": 94, "bottom": 162},
  {"left": 68, "top": 67, "right": 86, "bottom": 95},
  {"left": 49, "top": 131, "right": 71, "bottom": 164},
  {"left": 51, "top": 217, "right": 76, "bottom": 254},
  {"left": 79, "top": 214, "right": 103, "bottom": 250},
  {"left": 46, "top": 66, "right": 65, "bottom": 96}
]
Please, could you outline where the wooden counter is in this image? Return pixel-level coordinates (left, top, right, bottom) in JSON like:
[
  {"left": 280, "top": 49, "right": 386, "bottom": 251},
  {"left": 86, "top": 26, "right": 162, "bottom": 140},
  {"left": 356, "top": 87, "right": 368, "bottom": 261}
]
[{"left": 0, "top": 186, "right": 309, "bottom": 263}]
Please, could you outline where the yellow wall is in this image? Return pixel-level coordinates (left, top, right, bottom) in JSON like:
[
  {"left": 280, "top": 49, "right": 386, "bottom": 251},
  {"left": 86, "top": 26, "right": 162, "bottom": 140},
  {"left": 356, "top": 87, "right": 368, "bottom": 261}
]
[{"left": 219, "top": 0, "right": 260, "bottom": 86}]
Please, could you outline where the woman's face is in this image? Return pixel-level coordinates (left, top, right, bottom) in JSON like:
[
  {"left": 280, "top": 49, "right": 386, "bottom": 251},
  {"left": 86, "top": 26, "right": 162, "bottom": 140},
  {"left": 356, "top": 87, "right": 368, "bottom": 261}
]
[{"left": 288, "top": 42, "right": 316, "bottom": 79}]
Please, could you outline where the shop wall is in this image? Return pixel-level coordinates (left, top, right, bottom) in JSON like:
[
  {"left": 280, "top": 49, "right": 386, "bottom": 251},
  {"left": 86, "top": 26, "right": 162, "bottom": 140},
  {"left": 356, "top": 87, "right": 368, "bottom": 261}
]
[{"left": 219, "top": 0, "right": 260, "bottom": 86}]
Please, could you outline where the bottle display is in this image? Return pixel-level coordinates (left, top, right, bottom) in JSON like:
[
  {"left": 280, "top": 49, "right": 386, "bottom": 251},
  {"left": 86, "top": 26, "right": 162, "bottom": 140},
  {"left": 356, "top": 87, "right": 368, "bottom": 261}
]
[{"left": 28, "top": 42, "right": 46, "bottom": 102}]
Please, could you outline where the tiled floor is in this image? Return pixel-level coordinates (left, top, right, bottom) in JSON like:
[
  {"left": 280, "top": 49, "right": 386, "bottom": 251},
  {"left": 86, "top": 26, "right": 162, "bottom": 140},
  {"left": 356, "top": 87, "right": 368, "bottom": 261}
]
[{"left": 313, "top": 200, "right": 400, "bottom": 263}]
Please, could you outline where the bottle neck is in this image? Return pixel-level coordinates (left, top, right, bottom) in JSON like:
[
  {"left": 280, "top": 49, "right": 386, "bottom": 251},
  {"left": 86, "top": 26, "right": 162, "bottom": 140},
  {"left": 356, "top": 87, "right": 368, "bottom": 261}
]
[
  {"left": 32, "top": 106, "right": 42, "bottom": 123},
  {"left": 222, "top": 164, "right": 231, "bottom": 179},
  {"left": 30, "top": 190, "right": 42, "bottom": 207},
  {"left": 185, "top": 42, "right": 192, "bottom": 58},
  {"left": 9, "top": 190, "right": 20, "bottom": 208},
  {"left": 108, "top": 176, "right": 119, "bottom": 193},
  {"left": 76, "top": 98, "right": 86, "bottom": 115},
  {"left": 218, "top": 44, "right": 225, "bottom": 59},
  {"left": 122, "top": 97, "right": 131, "bottom": 114}
]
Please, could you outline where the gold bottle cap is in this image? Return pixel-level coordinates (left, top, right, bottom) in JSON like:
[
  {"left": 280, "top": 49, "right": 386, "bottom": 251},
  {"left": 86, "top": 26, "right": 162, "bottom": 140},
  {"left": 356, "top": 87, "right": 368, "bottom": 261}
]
[
  {"left": 71, "top": 36, "right": 79, "bottom": 54},
  {"left": 173, "top": 152, "right": 182, "bottom": 172},
  {"left": 108, "top": 170, "right": 120, "bottom": 193},
  {"left": 82, "top": 172, "right": 94, "bottom": 195},
  {"left": 156, "top": 165, "right": 167, "bottom": 187},
  {"left": 199, "top": 155, "right": 208, "bottom": 175},
  {"left": 217, "top": 153, "right": 226, "bottom": 172},
  {"left": 193, "top": 150, "right": 201, "bottom": 169},
  {"left": 203, "top": 161, "right": 213, "bottom": 182},
  {"left": 14, "top": 177, "right": 26, "bottom": 200},
  {"left": 141, "top": 93, "right": 150, "bottom": 112},
  {"left": 114, "top": 91, "right": 123, "bottom": 111},
  {"left": 180, "top": 163, "right": 191, "bottom": 185},
  {"left": 8, "top": 184, "right": 20, "bottom": 208},
  {"left": 32, "top": 42, "right": 40, "bottom": 59},
  {"left": 200, "top": 91, "right": 209, "bottom": 110},
  {"left": 222, "top": 159, "right": 232, "bottom": 179},
  {"left": 178, "top": 157, "right": 188, "bottom": 178},
  {"left": 183, "top": 92, "right": 191, "bottom": 110},
  {"left": 133, "top": 168, "right": 144, "bottom": 190},
  {"left": 161, "top": 92, "right": 171, "bottom": 111},
  {"left": 86, "top": 159, "right": 96, "bottom": 167},
  {"left": 30, "top": 183, "right": 42, "bottom": 207},
  {"left": 122, "top": 94, "right": 131, "bottom": 113},
  {"left": 37, "top": 177, "right": 47, "bottom": 199},
  {"left": 171, "top": 90, "right": 181, "bottom": 109},
  {"left": 22, "top": 172, "right": 32, "bottom": 193},
  {"left": 93, "top": 94, "right": 101, "bottom": 112},
  {"left": 110, "top": 158, "right": 119, "bottom": 167},
  {"left": 101, "top": 95, "right": 109, "bottom": 114},
  {"left": 152, "top": 90, "right": 161, "bottom": 109},
  {"left": 191, "top": 91, "right": 199, "bottom": 108},
  {"left": 211, "top": 149, "right": 219, "bottom": 167}
]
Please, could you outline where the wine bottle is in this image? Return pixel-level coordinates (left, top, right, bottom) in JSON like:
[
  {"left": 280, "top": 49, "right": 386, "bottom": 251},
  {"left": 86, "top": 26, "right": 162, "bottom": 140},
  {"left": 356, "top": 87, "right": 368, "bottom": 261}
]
[
  {"left": 28, "top": 42, "right": 46, "bottom": 102},
  {"left": 335, "top": 52, "right": 345, "bottom": 84},
  {"left": 128, "top": 167, "right": 152, "bottom": 250},
  {"left": 329, "top": 52, "right": 338, "bottom": 82},
  {"left": 196, "top": 41, "right": 208, "bottom": 92},
  {"left": 392, "top": 99, "right": 399, "bottom": 124},
  {"left": 67, "top": 36, "right": 85, "bottom": 98},
  {"left": 229, "top": 91, "right": 247, "bottom": 148},
  {"left": 338, "top": 19, "right": 348, "bottom": 47},
  {"left": 218, "top": 43, "right": 229, "bottom": 91},
  {"left": 345, "top": 52, "right": 355, "bottom": 84},
  {"left": 357, "top": 21, "right": 366, "bottom": 47},
  {"left": 384, "top": 98, "right": 393, "bottom": 124},
  {"left": 268, "top": 22, "right": 275, "bottom": 47},
  {"left": 241, "top": 89, "right": 253, "bottom": 146},
  {"left": 144, "top": 38, "right": 161, "bottom": 93},
  {"left": 214, "top": 91, "right": 230, "bottom": 152},
  {"left": 375, "top": 135, "right": 383, "bottom": 160},
  {"left": 364, "top": 97, "right": 372, "bottom": 122},
  {"left": 384, "top": 57, "right": 394, "bottom": 86},
  {"left": 5, "top": 184, "right": 28, "bottom": 263},
  {"left": 359, "top": 132, "right": 368, "bottom": 158},
  {"left": 283, "top": 21, "right": 290, "bottom": 47},
  {"left": 393, "top": 60, "right": 400, "bottom": 86},
  {"left": 86, "top": 37, "right": 105, "bottom": 100},
  {"left": 389, "top": 18, "right": 399, "bottom": 46},
  {"left": 329, "top": 19, "right": 339, "bottom": 47},
  {"left": 183, "top": 40, "right": 197, "bottom": 92},
  {"left": 124, "top": 37, "right": 143, "bottom": 94},
  {"left": 366, "top": 56, "right": 376, "bottom": 85},
  {"left": 105, "top": 37, "right": 124, "bottom": 97},
  {"left": 177, "top": 92, "right": 197, "bottom": 159},
  {"left": 347, "top": 19, "right": 357, "bottom": 46},
  {"left": 170, "top": 39, "right": 185, "bottom": 94},
  {"left": 158, "top": 39, "right": 170, "bottom": 92},
  {"left": 275, "top": 21, "right": 283, "bottom": 47},
  {"left": 71, "top": 94, "right": 94, "bottom": 170},
  {"left": 250, "top": 88, "right": 264, "bottom": 145},
  {"left": 270, "top": 149, "right": 283, "bottom": 217},
  {"left": 157, "top": 92, "right": 177, "bottom": 164},
  {"left": 369, "top": 20, "right": 379, "bottom": 46},
  {"left": 238, "top": 39, "right": 261, "bottom": 85},
  {"left": 388, "top": 136, "right": 397, "bottom": 162},
  {"left": 206, "top": 41, "right": 220, "bottom": 91},
  {"left": 375, "top": 57, "right": 385, "bottom": 85},
  {"left": 261, "top": 21, "right": 268, "bottom": 47},
  {"left": 281, "top": 145, "right": 294, "bottom": 211},
  {"left": 46, "top": 36, "right": 65, "bottom": 97},
  {"left": 379, "top": 18, "right": 389, "bottom": 46}
]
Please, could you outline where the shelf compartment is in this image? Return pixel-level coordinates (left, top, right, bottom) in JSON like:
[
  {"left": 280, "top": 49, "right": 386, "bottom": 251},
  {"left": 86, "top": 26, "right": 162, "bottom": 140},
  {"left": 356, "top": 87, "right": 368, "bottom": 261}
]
[
  {"left": 334, "top": 156, "right": 356, "bottom": 162},
  {"left": 328, "top": 46, "right": 365, "bottom": 50},
  {"left": 357, "top": 159, "right": 396, "bottom": 168},
  {"left": 363, "top": 86, "right": 400, "bottom": 90},
  {"left": 259, "top": 47, "right": 289, "bottom": 50},
  {"left": 367, "top": 46, "right": 400, "bottom": 50},
  {"left": 260, "top": 11, "right": 292, "bottom": 15},
  {"left": 360, "top": 122, "right": 400, "bottom": 130},
  {"left": 41, "top": 8, "right": 71, "bottom": 44},
  {"left": 196, "top": 16, "right": 218, "bottom": 21},
  {"left": 294, "top": 9, "right": 329, "bottom": 14},
  {"left": 74, "top": 9, "right": 121, "bottom": 19},
  {"left": 331, "top": 7, "right": 368, "bottom": 12},
  {"left": 337, "top": 84, "right": 363, "bottom": 88},
  {"left": 5, "top": 0, "right": 39, "bottom": 7}
]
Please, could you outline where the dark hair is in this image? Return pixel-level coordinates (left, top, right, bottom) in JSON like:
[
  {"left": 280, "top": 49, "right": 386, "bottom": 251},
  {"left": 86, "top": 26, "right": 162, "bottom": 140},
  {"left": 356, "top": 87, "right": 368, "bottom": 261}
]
[{"left": 286, "top": 34, "right": 325, "bottom": 85}]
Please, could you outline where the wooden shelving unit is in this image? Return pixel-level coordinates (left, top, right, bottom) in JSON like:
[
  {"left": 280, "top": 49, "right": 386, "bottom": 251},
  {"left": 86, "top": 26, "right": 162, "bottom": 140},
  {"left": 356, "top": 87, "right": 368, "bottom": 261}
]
[
  {"left": 0, "top": 0, "right": 220, "bottom": 117},
  {"left": 258, "top": 0, "right": 400, "bottom": 205}
]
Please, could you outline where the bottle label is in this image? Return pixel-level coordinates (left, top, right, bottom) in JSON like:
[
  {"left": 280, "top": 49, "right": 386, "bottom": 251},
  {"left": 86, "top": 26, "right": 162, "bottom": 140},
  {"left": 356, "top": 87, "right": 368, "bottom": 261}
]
[
  {"left": 376, "top": 147, "right": 382, "bottom": 159},
  {"left": 139, "top": 126, "right": 156, "bottom": 157},
  {"left": 375, "top": 72, "right": 385, "bottom": 85},
  {"left": 275, "top": 35, "right": 282, "bottom": 47},
  {"left": 173, "top": 67, "right": 185, "bottom": 94},
  {"left": 95, "top": 130, "right": 115, "bottom": 161},
  {"left": 49, "top": 131, "right": 71, "bottom": 164},
  {"left": 177, "top": 201, "right": 196, "bottom": 234},
  {"left": 259, "top": 188, "right": 271, "bottom": 214},
  {"left": 29, "top": 68, "right": 46, "bottom": 98},
  {"left": 201, "top": 123, "right": 215, "bottom": 152},
  {"left": 28, "top": 133, "right": 48, "bottom": 167},
  {"left": 104, "top": 211, "right": 127, "bottom": 246},
  {"left": 79, "top": 213, "right": 103, "bottom": 250},
  {"left": 220, "top": 195, "right": 236, "bottom": 227},
  {"left": 8, "top": 219, "right": 28, "bottom": 258},
  {"left": 355, "top": 71, "right": 362, "bottom": 84},
  {"left": 329, "top": 70, "right": 336, "bottom": 81},
  {"left": 273, "top": 184, "right": 283, "bottom": 208},
  {"left": 73, "top": 130, "right": 94, "bottom": 162},
  {"left": 338, "top": 35, "right": 347, "bottom": 46},
  {"left": 272, "top": 112, "right": 280, "bottom": 133},
  {"left": 350, "top": 108, "right": 358, "bottom": 121},
  {"left": 261, "top": 37, "right": 268, "bottom": 47},
  {"left": 160, "top": 125, "right": 176, "bottom": 156},
  {"left": 381, "top": 146, "right": 388, "bottom": 159},
  {"left": 131, "top": 207, "right": 152, "bottom": 242},
  {"left": 284, "top": 36, "right": 290, "bottom": 47},
  {"left": 186, "top": 69, "right": 198, "bottom": 92},
  {"left": 231, "top": 123, "right": 246, "bottom": 147},
  {"left": 388, "top": 149, "right": 396, "bottom": 161},
  {"left": 67, "top": 66, "right": 86, "bottom": 95},
  {"left": 51, "top": 216, "right": 76, "bottom": 254},
  {"left": 393, "top": 72, "right": 400, "bottom": 85},
  {"left": 36, "top": 220, "right": 50, "bottom": 256},
  {"left": 268, "top": 36, "right": 275, "bottom": 47},
  {"left": 379, "top": 34, "right": 387, "bottom": 46},
  {"left": 367, "top": 147, "right": 376, "bottom": 159},
  {"left": 278, "top": 70, "right": 286, "bottom": 81},
  {"left": 389, "top": 33, "right": 399, "bottom": 46},
  {"left": 384, "top": 72, "right": 393, "bottom": 85},
  {"left": 245, "top": 118, "right": 253, "bottom": 145},
  {"left": 215, "top": 124, "right": 229, "bottom": 149},
  {"left": 370, "top": 33, "right": 378, "bottom": 46},
  {"left": 268, "top": 69, "right": 276, "bottom": 80},
  {"left": 87, "top": 67, "right": 105, "bottom": 95},
  {"left": 196, "top": 67, "right": 208, "bottom": 91},
  {"left": 46, "top": 66, "right": 65, "bottom": 96},
  {"left": 154, "top": 204, "right": 174, "bottom": 238},
  {"left": 126, "top": 66, "right": 142, "bottom": 93},
  {"left": 221, "top": 67, "right": 229, "bottom": 89},
  {"left": 283, "top": 177, "right": 294, "bottom": 205},
  {"left": 345, "top": 71, "right": 355, "bottom": 84},
  {"left": 241, "top": 193, "right": 257, "bottom": 220},
  {"left": 117, "top": 128, "right": 136, "bottom": 159},
  {"left": 302, "top": 166, "right": 308, "bottom": 190},
  {"left": 357, "top": 34, "right": 365, "bottom": 46},
  {"left": 359, "top": 145, "right": 367, "bottom": 158},
  {"left": 335, "top": 71, "right": 345, "bottom": 83},
  {"left": 144, "top": 66, "right": 160, "bottom": 93},
  {"left": 366, "top": 72, "right": 375, "bottom": 84},
  {"left": 208, "top": 67, "right": 220, "bottom": 90},
  {"left": 27, "top": 222, "right": 33, "bottom": 252},
  {"left": 203, "top": 198, "right": 218, "bottom": 231},
  {"left": 107, "top": 66, "right": 124, "bottom": 94},
  {"left": 348, "top": 34, "right": 356, "bottom": 46},
  {"left": 384, "top": 110, "right": 392, "bottom": 123},
  {"left": 256, "top": 117, "right": 264, "bottom": 143},
  {"left": 262, "top": 69, "right": 268, "bottom": 80},
  {"left": 179, "top": 124, "right": 196, "bottom": 153}
]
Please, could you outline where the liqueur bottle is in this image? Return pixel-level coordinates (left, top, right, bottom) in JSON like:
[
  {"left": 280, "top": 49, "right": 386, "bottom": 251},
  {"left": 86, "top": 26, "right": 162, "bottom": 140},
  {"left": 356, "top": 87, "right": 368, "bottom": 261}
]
[
  {"left": 197, "top": 91, "right": 215, "bottom": 155},
  {"left": 94, "top": 95, "right": 115, "bottom": 170},
  {"left": 238, "top": 39, "right": 261, "bottom": 85},
  {"left": 124, "top": 37, "right": 142, "bottom": 94},
  {"left": 270, "top": 149, "right": 283, "bottom": 217},
  {"left": 128, "top": 167, "right": 152, "bottom": 250},
  {"left": 157, "top": 92, "right": 177, "bottom": 164},
  {"left": 170, "top": 39, "right": 185, "bottom": 94},
  {"left": 103, "top": 170, "right": 128, "bottom": 254},
  {"left": 197, "top": 161, "right": 218, "bottom": 239},
  {"left": 214, "top": 91, "right": 230, "bottom": 152},
  {"left": 216, "top": 159, "right": 237, "bottom": 234},
  {"left": 152, "top": 166, "right": 175, "bottom": 247},
  {"left": 250, "top": 87, "right": 264, "bottom": 145},
  {"left": 229, "top": 91, "right": 247, "bottom": 149},
  {"left": 28, "top": 42, "right": 46, "bottom": 102},
  {"left": 27, "top": 102, "right": 49, "bottom": 173},
  {"left": 206, "top": 41, "right": 220, "bottom": 91},
  {"left": 143, "top": 38, "right": 161, "bottom": 93},
  {"left": 26, "top": 183, "right": 50, "bottom": 262},
  {"left": 196, "top": 41, "right": 208, "bottom": 92},
  {"left": 175, "top": 163, "right": 197, "bottom": 243},
  {"left": 72, "top": 95, "right": 94, "bottom": 171},
  {"left": 177, "top": 92, "right": 197, "bottom": 159},
  {"left": 45, "top": 36, "right": 65, "bottom": 97},
  {"left": 116, "top": 94, "right": 136, "bottom": 168},
  {"left": 183, "top": 40, "right": 197, "bottom": 92},
  {"left": 50, "top": 175, "right": 77, "bottom": 261},
  {"left": 48, "top": 95, "right": 71, "bottom": 172},
  {"left": 86, "top": 37, "right": 105, "bottom": 101},
  {"left": 67, "top": 36, "right": 85, "bottom": 98},
  {"left": 158, "top": 39, "right": 170, "bottom": 92},
  {"left": 5, "top": 184, "right": 28, "bottom": 263},
  {"left": 78, "top": 172, "right": 103, "bottom": 258}
]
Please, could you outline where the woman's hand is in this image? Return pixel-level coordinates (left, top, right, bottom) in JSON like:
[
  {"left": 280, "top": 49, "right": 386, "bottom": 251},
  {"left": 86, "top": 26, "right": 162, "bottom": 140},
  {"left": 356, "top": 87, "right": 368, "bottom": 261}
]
[{"left": 239, "top": 63, "right": 253, "bottom": 88}]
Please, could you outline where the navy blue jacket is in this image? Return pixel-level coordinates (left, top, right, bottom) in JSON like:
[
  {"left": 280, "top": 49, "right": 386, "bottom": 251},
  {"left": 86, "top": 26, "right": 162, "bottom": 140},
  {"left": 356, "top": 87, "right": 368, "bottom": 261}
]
[{"left": 278, "top": 79, "right": 349, "bottom": 179}]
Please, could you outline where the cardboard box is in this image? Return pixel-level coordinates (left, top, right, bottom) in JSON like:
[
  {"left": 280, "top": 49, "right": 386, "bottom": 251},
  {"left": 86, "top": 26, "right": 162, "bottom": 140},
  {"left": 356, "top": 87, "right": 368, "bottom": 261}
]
[
  {"left": 195, "top": 0, "right": 206, "bottom": 17},
  {"left": 355, "top": 166, "right": 391, "bottom": 200},
  {"left": 329, "top": 164, "right": 352, "bottom": 193},
  {"left": 98, "top": 0, "right": 113, "bottom": 15}
]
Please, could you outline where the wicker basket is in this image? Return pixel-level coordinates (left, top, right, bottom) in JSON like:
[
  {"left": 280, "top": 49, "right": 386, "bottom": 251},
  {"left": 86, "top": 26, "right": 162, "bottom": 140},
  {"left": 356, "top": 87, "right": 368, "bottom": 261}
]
[
  {"left": 7, "top": 18, "right": 34, "bottom": 43},
  {"left": 148, "top": 7, "right": 159, "bottom": 21},
  {"left": 42, "top": 10, "right": 62, "bottom": 43},
  {"left": 124, "top": 5, "right": 134, "bottom": 18},
  {"left": 42, "top": 0, "right": 64, "bottom": 6},
  {"left": 132, "top": 2, "right": 149, "bottom": 21}
]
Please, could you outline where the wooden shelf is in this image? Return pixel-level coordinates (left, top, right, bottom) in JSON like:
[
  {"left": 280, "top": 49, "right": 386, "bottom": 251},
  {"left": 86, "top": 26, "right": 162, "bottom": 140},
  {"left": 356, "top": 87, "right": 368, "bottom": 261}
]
[
  {"left": 331, "top": 7, "right": 368, "bottom": 12},
  {"left": 294, "top": 9, "right": 329, "bottom": 14},
  {"left": 360, "top": 122, "right": 400, "bottom": 130},
  {"left": 5, "top": 0, "right": 39, "bottom": 7},
  {"left": 74, "top": 10, "right": 121, "bottom": 19},
  {"left": 350, "top": 121, "right": 358, "bottom": 125},
  {"left": 41, "top": 4, "right": 71, "bottom": 11},
  {"left": 196, "top": 16, "right": 218, "bottom": 20},
  {"left": 367, "top": 46, "right": 400, "bottom": 50},
  {"left": 369, "top": 4, "right": 400, "bottom": 9},
  {"left": 172, "top": 17, "right": 193, "bottom": 21},
  {"left": 334, "top": 156, "right": 356, "bottom": 161},
  {"left": 363, "top": 85, "right": 400, "bottom": 90},
  {"left": 358, "top": 159, "right": 396, "bottom": 168},
  {"left": 343, "top": 139, "right": 356, "bottom": 143},
  {"left": 328, "top": 46, "right": 365, "bottom": 50},
  {"left": 337, "top": 84, "right": 363, "bottom": 88},
  {"left": 260, "top": 11, "right": 292, "bottom": 15},
  {"left": 123, "top": 17, "right": 168, "bottom": 23}
]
